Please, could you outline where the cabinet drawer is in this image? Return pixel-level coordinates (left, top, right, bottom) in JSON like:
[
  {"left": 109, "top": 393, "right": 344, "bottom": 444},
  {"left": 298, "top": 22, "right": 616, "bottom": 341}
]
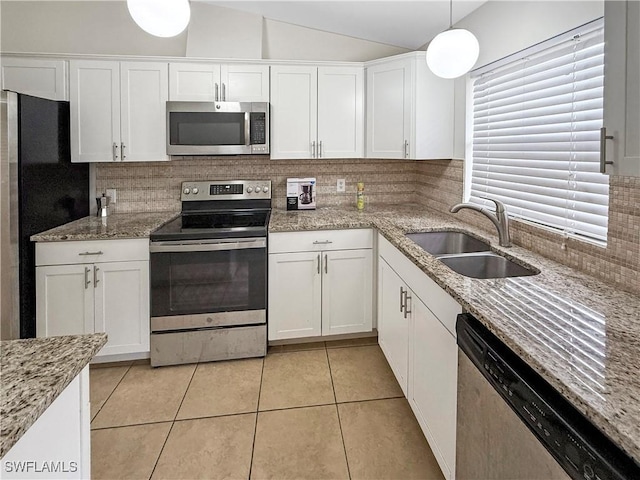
[
  {"left": 269, "top": 229, "right": 373, "bottom": 254},
  {"left": 378, "top": 233, "right": 460, "bottom": 336},
  {"left": 36, "top": 239, "right": 149, "bottom": 266}
]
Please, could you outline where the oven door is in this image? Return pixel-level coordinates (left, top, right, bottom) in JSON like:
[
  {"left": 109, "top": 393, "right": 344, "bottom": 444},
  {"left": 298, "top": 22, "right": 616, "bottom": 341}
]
[{"left": 150, "top": 237, "right": 266, "bottom": 331}]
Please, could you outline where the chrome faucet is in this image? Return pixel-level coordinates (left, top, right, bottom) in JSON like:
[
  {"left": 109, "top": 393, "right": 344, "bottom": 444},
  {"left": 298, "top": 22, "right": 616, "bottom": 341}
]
[{"left": 450, "top": 198, "right": 512, "bottom": 247}]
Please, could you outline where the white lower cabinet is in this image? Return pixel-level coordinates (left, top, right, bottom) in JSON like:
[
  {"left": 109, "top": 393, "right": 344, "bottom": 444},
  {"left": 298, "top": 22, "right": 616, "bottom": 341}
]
[
  {"left": 35, "top": 239, "right": 150, "bottom": 360},
  {"left": 268, "top": 230, "right": 373, "bottom": 340},
  {"left": 1, "top": 367, "right": 90, "bottom": 479},
  {"left": 377, "top": 233, "right": 460, "bottom": 480}
]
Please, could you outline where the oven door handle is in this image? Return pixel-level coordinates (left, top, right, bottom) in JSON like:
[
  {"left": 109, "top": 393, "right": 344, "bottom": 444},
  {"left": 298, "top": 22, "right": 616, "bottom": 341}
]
[{"left": 150, "top": 238, "right": 266, "bottom": 253}]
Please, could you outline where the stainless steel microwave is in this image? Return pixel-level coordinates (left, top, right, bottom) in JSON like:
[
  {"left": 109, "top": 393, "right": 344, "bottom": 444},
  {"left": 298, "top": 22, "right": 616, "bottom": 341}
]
[{"left": 166, "top": 101, "right": 269, "bottom": 156}]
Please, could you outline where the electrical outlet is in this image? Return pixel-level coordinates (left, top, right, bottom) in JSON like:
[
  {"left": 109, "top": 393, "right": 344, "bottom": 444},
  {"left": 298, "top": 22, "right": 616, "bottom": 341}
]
[
  {"left": 106, "top": 188, "right": 117, "bottom": 204},
  {"left": 336, "top": 179, "right": 346, "bottom": 193}
]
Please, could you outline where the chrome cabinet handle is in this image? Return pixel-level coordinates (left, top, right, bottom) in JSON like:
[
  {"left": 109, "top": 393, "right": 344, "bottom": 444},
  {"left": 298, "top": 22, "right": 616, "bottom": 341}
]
[
  {"left": 222, "top": 83, "right": 226, "bottom": 101},
  {"left": 215, "top": 83, "right": 219, "bottom": 101},
  {"left": 317, "top": 254, "right": 321, "bottom": 274},
  {"left": 84, "top": 267, "right": 91, "bottom": 289},
  {"left": 319, "top": 140, "right": 323, "bottom": 158},
  {"left": 404, "top": 140, "right": 409, "bottom": 158},
  {"left": 599, "top": 127, "right": 614, "bottom": 173},
  {"left": 121, "top": 143, "right": 126, "bottom": 160},
  {"left": 311, "top": 141, "right": 316, "bottom": 158},
  {"left": 79, "top": 251, "right": 103, "bottom": 256},
  {"left": 403, "top": 291, "right": 411, "bottom": 319},
  {"left": 113, "top": 143, "right": 119, "bottom": 161},
  {"left": 312, "top": 240, "right": 332, "bottom": 245},
  {"left": 324, "top": 254, "right": 328, "bottom": 274},
  {"left": 400, "top": 286, "right": 405, "bottom": 312},
  {"left": 94, "top": 266, "right": 99, "bottom": 288}
]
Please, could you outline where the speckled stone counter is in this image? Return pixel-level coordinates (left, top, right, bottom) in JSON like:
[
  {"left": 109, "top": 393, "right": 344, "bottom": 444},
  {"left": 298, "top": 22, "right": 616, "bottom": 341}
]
[
  {"left": 0, "top": 333, "right": 107, "bottom": 458},
  {"left": 30, "top": 212, "right": 178, "bottom": 242},
  {"left": 270, "top": 205, "right": 640, "bottom": 463}
]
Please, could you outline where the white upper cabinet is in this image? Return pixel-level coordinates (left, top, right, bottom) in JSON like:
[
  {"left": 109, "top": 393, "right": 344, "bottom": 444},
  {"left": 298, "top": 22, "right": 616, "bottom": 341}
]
[
  {"left": 603, "top": 1, "right": 640, "bottom": 176},
  {"left": 270, "top": 65, "right": 364, "bottom": 159},
  {"left": 120, "top": 62, "right": 169, "bottom": 162},
  {"left": 1, "top": 57, "right": 67, "bottom": 101},
  {"left": 169, "top": 63, "right": 269, "bottom": 102},
  {"left": 70, "top": 60, "right": 168, "bottom": 163},
  {"left": 270, "top": 66, "right": 318, "bottom": 159},
  {"left": 366, "top": 52, "right": 454, "bottom": 160}
]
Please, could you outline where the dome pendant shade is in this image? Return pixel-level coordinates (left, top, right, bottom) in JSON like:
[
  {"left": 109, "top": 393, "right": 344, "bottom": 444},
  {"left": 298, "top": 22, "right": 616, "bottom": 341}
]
[
  {"left": 426, "top": 28, "right": 480, "bottom": 79},
  {"left": 127, "top": 0, "right": 191, "bottom": 38}
]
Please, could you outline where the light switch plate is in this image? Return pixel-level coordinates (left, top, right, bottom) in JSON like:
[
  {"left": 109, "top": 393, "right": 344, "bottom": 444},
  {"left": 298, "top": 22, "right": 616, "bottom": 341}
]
[
  {"left": 337, "top": 179, "right": 346, "bottom": 193},
  {"left": 106, "top": 188, "right": 117, "bottom": 204}
]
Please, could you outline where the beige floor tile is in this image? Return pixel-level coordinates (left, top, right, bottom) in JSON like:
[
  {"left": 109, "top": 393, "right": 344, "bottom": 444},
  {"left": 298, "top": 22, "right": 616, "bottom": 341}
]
[
  {"left": 92, "top": 364, "right": 195, "bottom": 428},
  {"left": 92, "top": 422, "right": 171, "bottom": 480},
  {"left": 325, "top": 337, "right": 378, "bottom": 349},
  {"left": 90, "top": 365, "right": 130, "bottom": 420},
  {"left": 251, "top": 405, "right": 349, "bottom": 480},
  {"left": 268, "top": 341, "right": 326, "bottom": 353},
  {"left": 259, "top": 350, "right": 335, "bottom": 411},
  {"left": 339, "top": 398, "right": 444, "bottom": 480},
  {"left": 177, "top": 358, "right": 263, "bottom": 420},
  {"left": 152, "top": 414, "right": 256, "bottom": 480},
  {"left": 328, "top": 345, "right": 403, "bottom": 402}
]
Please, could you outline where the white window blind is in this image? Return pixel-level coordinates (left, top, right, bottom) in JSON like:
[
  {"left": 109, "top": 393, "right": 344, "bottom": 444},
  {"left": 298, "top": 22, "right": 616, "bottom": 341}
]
[{"left": 470, "top": 18, "right": 609, "bottom": 243}]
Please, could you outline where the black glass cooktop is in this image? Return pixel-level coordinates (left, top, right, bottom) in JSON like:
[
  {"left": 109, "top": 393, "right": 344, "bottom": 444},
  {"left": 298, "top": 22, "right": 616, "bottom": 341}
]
[{"left": 151, "top": 209, "right": 270, "bottom": 241}]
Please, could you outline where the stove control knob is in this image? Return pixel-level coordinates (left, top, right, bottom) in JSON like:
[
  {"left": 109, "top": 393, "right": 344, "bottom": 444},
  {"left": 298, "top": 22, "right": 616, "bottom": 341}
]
[
  {"left": 192, "top": 187, "right": 199, "bottom": 194},
  {"left": 183, "top": 188, "right": 191, "bottom": 195},
  {"left": 263, "top": 186, "right": 269, "bottom": 193},
  {"left": 255, "top": 186, "right": 262, "bottom": 193},
  {"left": 247, "top": 187, "right": 253, "bottom": 193}
]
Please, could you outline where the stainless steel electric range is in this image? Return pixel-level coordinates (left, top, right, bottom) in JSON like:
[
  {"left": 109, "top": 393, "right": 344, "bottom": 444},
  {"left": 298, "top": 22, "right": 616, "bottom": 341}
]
[{"left": 149, "top": 180, "right": 271, "bottom": 367}]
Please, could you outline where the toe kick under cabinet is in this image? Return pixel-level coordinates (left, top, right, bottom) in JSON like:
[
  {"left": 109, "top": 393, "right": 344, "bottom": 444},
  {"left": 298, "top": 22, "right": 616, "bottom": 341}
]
[
  {"left": 35, "top": 239, "right": 150, "bottom": 360},
  {"left": 268, "top": 229, "right": 373, "bottom": 340}
]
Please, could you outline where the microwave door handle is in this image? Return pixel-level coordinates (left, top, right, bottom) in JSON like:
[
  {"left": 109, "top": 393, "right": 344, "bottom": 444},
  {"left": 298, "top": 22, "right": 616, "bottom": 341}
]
[{"left": 245, "top": 112, "right": 251, "bottom": 146}]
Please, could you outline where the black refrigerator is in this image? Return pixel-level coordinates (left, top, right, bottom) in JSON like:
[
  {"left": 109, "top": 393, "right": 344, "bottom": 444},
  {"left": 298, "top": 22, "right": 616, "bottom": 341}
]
[{"left": 2, "top": 91, "right": 90, "bottom": 338}]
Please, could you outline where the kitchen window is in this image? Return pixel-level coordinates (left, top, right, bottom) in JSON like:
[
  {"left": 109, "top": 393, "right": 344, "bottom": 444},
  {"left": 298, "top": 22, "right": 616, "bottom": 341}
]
[{"left": 468, "top": 18, "right": 608, "bottom": 244}]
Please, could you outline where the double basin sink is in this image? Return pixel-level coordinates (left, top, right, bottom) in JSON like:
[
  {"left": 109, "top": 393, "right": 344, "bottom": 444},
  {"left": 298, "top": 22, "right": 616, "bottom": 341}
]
[{"left": 406, "top": 231, "right": 538, "bottom": 279}]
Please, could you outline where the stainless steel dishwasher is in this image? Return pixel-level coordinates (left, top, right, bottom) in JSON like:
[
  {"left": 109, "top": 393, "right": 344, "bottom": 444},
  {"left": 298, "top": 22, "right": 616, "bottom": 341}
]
[{"left": 456, "top": 313, "right": 640, "bottom": 480}]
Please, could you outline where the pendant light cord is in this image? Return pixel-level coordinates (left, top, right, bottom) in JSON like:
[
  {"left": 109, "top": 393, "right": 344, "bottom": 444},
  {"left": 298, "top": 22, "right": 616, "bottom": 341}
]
[{"left": 449, "top": 0, "right": 453, "bottom": 29}]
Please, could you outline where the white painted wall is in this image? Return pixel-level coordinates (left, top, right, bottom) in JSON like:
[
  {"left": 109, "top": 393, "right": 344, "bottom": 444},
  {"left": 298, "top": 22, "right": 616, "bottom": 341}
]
[
  {"left": 263, "top": 18, "right": 408, "bottom": 61},
  {"left": 186, "top": 3, "right": 262, "bottom": 59},
  {"left": 0, "top": 1, "right": 408, "bottom": 61},
  {"left": 451, "top": 0, "right": 604, "bottom": 158}
]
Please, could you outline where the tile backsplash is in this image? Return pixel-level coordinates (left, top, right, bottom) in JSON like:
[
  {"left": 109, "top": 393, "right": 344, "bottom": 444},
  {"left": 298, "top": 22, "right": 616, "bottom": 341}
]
[{"left": 96, "top": 157, "right": 639, "bottom": 294}]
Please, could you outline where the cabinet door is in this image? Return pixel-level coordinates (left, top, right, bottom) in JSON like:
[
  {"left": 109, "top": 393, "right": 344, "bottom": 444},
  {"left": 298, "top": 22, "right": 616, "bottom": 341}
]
[
  {"left": 366, "top": 58, "right": 412, "bottom": 159},
  {"left": 120, "top": 62, "right": 169, "bottom": 162},
  {"left": 221, "top": 64, "right": 269, "bottom": 102},
  {"left": 36, "top": 265, "right": 94, "bottom": 338},
  {"left": 322, "top": 249, "right": 372, "bottom": 336},
  {"left": 317, "top": 67, "right": 364, "bottom": 158},
  {"left": 603, "top": 1, "right": 640, "bottom": 176},
  {"left": 94, "top": 261, "right": 150, "bottom": 356},
  {"left": 377, "top": 257, "right": 409, "bottom": 395},
  {"left": 69, "top": 60, "right": 120, "bottom": 162},
  {"left": 268, "top": 252, "right": 322, "bottom": 340},
  {"left": 169, "top": 63, "right": 221, "bottom": 101},
  {"left": 270, "top": 66, "right": 318, "bottom": 159},
  {"left": 1, "top": 58, "right": 67, "bottom": 101},
  {"left": 409, "top": 297, "right": 457, "bottom": 480}
]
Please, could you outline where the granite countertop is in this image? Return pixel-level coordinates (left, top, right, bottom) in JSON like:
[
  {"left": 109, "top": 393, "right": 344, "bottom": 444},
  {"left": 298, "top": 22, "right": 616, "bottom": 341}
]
[
  {"left": 0, "top": 333, "right": 107, "bottom": 458},
  {"left": 30, "top": 212, "right": 179, "bottom": 242},
  {"left": 269, "top": 205, "right": 640, "bottom": 463}
]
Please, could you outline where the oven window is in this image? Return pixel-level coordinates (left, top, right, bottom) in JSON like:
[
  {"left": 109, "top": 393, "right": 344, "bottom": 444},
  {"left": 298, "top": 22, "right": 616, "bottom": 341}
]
[
  {"left": 169, "top": 112, "right": 246, "bottom": 146},
  {"left": 151, "top": 247, "right": 266, "bottom": 317}
]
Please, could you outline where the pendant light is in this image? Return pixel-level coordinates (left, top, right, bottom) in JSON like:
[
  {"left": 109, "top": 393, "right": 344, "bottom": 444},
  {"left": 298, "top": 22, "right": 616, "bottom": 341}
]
[
  {"left": 127, "top": 0, "right": 191, "bottom": 38},
  {"left": 426, "top": 0, "right": 480, "bottom": 79}
]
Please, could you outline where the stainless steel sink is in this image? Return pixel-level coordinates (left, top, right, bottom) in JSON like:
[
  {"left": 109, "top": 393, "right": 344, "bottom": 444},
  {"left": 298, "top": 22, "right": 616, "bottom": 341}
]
[
  {"left": 438, "top": 253, "right": 538, "bottom": 279},
  {"left": 406, "top": 231, "right": 490, "bottom": 256}
]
